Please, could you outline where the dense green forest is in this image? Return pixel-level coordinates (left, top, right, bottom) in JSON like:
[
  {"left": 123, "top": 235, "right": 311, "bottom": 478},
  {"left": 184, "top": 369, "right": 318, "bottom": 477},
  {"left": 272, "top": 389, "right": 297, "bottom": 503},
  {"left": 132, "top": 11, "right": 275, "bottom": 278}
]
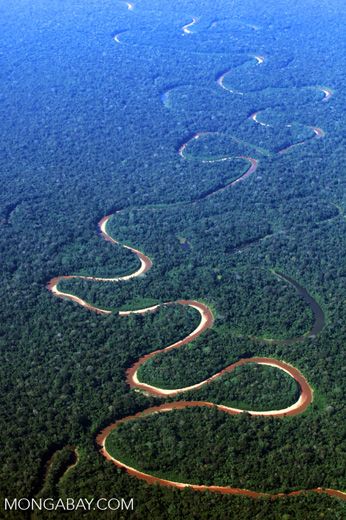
[
  {"left": 0, "top": 0, "right": 345, "bottom": 518},
  {"left": 106, "top": 407, "right": 344, "bottom": 490},
  {"left": 138, "top": 361, "right": 300, "bottom": 409}
]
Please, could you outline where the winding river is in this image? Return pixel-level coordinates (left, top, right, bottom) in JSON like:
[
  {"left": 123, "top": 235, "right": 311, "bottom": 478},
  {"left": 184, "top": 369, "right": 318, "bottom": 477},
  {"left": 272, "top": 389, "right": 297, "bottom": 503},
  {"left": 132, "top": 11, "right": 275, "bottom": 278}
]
[
  {"left": 44, "top": 9, "right": 345, "bottom": 503},
  {"left": 177, "top": 132, "right": 259, "bottom": 199},
  {"left": 182, "top": 18, "right": 198, "bottom": 34},
  {"left": 48, "top": 213, "right": 344, "bottom": 500}
]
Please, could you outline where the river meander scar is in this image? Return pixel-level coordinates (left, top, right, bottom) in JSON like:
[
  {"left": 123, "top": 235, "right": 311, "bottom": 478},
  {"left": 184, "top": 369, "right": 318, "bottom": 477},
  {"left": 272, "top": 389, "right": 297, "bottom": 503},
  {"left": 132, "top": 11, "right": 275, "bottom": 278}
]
[{"left": 48, "top": 214, "right": 345, "bottom": 500}]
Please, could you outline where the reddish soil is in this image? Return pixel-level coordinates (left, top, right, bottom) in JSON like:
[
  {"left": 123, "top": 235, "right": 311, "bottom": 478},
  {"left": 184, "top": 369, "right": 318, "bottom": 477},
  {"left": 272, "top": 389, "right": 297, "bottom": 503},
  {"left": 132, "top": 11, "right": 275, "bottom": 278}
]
[
  {"left": 125, "top": 300, "right": 214, "bottom": 395},
  {"left": 47, "top": 214, "right": 152, "bottom": 314},
  {"left": 99, "top": 214, "right": 153, "bottom": 275},
  {"left": 47, "top": 276, "right": 111, "bottom": 315},
  {"left": 96, "top": 403, "right": 345, "bottom": 500},
  {"left": 98, "top": 296, "right": 345, "bottom": 499},
  {"left": 47, "top": 214, "right": 344, "bottom": 500},
  {"left": 125, "top": 299, "right": 310, "bottom": 415},
  {"left": 97, "top": 279, "right": 344, "bottom": 499}
]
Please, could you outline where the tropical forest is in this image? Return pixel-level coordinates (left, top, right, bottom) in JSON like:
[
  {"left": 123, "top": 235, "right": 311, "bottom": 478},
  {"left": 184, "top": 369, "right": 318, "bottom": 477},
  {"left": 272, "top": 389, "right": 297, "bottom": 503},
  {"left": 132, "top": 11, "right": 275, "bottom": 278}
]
[{"left": 0, "top": 0, "right": 345, "bottom": 518}]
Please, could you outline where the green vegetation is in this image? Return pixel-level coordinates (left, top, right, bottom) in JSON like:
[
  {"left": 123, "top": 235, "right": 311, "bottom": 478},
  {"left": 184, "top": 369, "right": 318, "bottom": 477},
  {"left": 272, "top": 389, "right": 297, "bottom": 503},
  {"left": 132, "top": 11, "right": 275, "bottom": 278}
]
[
  {"left": 118, "top": 297, "right": 160, "bottom": 311},
  {"left": 185, "top": 364, "right": 300, "bottom": 410},
  {"left": 137, "top": 361, "right": 301, "bottom": 410},
  {"left": 0, "top": 0, "right": 345, "bottom": 518},
  {"left": 106, "top": 407, "right": 345, "bottom": 491},
  {"left": 34, "top": 446, "right": 78, "bottom": 499}
]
